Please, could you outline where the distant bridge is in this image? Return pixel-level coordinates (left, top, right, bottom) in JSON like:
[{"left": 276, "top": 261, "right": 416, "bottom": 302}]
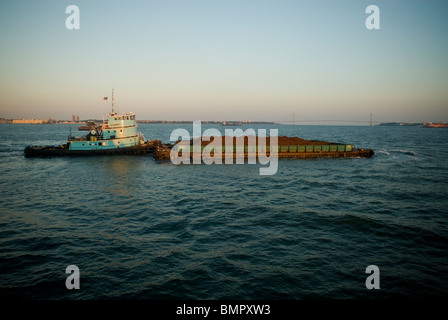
[
  {"left": 277, "top": 113, "right": 384, "bottom": 126},
  {"left": 276, "top": 119, "right": 382, "bottom": 124}
]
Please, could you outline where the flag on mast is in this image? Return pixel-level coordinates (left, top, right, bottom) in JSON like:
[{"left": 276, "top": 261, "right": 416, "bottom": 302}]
[{"left": 104, "top": 97, "right": 108, "bottom": 100}]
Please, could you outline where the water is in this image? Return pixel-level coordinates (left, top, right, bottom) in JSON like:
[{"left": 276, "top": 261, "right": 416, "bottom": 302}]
[{"left": 0, "top": 123, "right": 447, "bottom": 299}]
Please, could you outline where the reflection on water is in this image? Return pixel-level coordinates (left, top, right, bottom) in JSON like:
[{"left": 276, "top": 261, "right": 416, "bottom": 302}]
[{"left": 97, "top": 157, "right": 145, "bottom": 197}]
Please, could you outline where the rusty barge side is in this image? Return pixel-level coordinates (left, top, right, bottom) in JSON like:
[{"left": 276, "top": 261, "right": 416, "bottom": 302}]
[{"left": 154, "top": 145, "right": 374, "bottom": 161}]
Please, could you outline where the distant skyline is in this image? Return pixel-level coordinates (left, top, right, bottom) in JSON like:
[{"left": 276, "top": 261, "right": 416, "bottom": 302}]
[{"left": 1, "top": 0, "right": 447, "bottom": 123}]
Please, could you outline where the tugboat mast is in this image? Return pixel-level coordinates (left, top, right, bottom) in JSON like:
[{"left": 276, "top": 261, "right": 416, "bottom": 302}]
[{"left": 111, "top": 89, "right": 115, "bottom": 114}]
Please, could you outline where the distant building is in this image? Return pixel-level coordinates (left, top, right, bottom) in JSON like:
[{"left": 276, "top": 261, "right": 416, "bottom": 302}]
[
  {"left": 72, "top": 114, "right": 75, "bottom": 122},
  {"left": 76, "top": 115, "right": 79, "bottom": 122},
  {"left": 12, "top": 119, "right": 44, "bottom": 124}
]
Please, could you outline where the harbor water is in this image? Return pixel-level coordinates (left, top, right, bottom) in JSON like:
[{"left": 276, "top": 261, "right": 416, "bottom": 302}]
[{"left": 0, "top": 123, "right": 447, "bottom": 299}]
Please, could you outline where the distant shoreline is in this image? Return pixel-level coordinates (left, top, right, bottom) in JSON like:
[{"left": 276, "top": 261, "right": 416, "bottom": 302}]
[
  {"left": 378, "top": 122, "right": 448, "bottom": 128},
  {"left": 0, "top": 118, "right": 274, "bottom": 125},
  {"left": 1, "top": 118, "right": 447, "bottom": 127}
]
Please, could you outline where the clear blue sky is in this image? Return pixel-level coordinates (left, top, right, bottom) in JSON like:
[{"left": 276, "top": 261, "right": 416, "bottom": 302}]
[{"left": 0, "top": 0, "right": 447, "bottom": 122}]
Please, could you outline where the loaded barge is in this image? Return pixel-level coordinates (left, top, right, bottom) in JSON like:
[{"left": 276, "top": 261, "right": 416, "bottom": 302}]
[{"left": 153, "top": 136, "right": 374, "bottom": 161}]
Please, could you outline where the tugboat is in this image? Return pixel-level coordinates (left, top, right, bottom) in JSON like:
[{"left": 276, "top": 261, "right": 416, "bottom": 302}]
[{"left": 24, "top": 90, "right": 158, "bottom": 157}]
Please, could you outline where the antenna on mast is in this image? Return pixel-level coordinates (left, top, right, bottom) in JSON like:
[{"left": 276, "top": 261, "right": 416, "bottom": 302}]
[{"left": 112, "top": 89, "right": 115, "bottom": 113}]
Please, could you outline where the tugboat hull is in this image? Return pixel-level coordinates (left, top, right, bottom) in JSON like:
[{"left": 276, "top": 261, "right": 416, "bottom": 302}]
[{"left": 24, "top": 143, "right": 155, "bottom": 158}]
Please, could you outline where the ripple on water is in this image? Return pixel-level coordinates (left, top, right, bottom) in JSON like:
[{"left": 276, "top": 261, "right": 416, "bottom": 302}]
[{"left": 1, "top": 124, "right": 448, "bottom": 299}]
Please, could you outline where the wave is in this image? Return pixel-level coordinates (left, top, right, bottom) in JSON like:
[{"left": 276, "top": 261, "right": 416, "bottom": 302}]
[
  {"left": 0, "top": 149, "right": 23, "bottom": 156},
  {"left": 394, "top": 149, "right": 421, "bottom": 157},
  {"left": 377, "top": 148, "right": 427, "bottom": 161},
  {"left": 377, "top": 150, "right": 390, "bottom": 156}
]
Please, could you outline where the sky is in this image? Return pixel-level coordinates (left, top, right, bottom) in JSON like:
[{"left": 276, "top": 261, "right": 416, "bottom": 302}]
[{"left": 0, "top": 0, "right": 447, "bottom": 123}]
